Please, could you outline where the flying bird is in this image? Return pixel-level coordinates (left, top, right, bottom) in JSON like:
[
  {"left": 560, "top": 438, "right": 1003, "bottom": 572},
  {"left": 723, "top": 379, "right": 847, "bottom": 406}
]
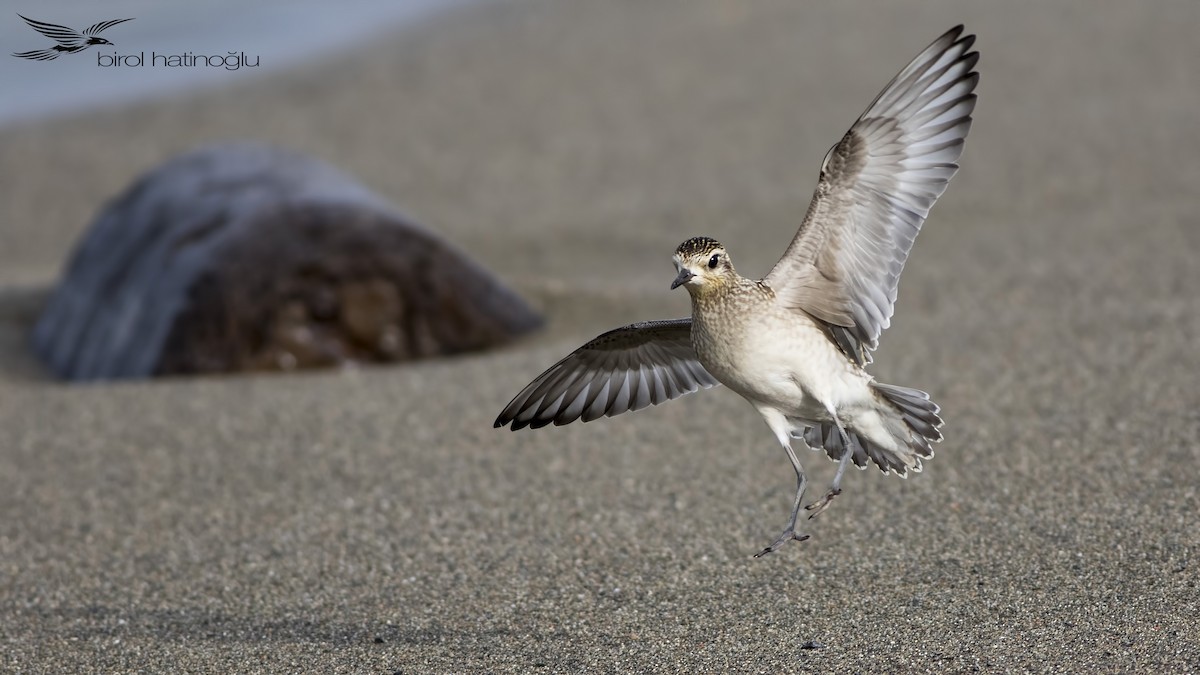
[
  {"left": 495, "top": 26, "right": 978, "bottom": 556},
  {"left": 11, "top": 14, "right": 134, "bottom": 61}
]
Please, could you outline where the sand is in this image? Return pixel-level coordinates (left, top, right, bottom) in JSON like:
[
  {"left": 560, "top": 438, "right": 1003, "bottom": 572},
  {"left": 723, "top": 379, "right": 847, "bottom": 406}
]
[{"left": 2, "top": 0, "right": 1198, "bottom": 671}]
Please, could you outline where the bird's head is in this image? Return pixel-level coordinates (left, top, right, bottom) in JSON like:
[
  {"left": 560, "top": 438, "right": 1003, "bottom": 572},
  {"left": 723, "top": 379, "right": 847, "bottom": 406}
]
[
  {"left": 87, "top": 37, "right": 114, "bottom": 46},
  {"left": 670, "top": 236, "right": 736, "bottom": 295}
]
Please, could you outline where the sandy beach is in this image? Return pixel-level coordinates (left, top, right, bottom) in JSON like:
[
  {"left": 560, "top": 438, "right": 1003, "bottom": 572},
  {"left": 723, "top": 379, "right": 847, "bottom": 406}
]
[{"left": 2, "top": 0, "right": 1198, "bottom": 671}]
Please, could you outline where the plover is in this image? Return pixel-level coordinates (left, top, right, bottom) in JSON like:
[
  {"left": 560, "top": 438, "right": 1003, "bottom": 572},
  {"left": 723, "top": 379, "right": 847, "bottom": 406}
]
[{"left": 495, "top": 26, "right": 978, "bottom": 556}]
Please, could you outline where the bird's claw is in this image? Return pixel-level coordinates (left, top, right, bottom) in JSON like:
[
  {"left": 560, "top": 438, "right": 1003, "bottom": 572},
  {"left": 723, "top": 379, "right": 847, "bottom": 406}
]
[
  {"left": 753, "top": 530, "right": 810, "bottom": 558},
  {"left": 805, "top": 488, "right": 842, "bottom": 519}
]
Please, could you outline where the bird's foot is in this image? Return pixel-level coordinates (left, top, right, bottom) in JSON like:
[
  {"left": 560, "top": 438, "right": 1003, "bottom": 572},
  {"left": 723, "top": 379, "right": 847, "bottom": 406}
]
[
  {"left": 805, "top": 488, "right": 842, "bottom": 520},
  {"left": 753, "top": 528, "right": 810, "bottom": 558}
]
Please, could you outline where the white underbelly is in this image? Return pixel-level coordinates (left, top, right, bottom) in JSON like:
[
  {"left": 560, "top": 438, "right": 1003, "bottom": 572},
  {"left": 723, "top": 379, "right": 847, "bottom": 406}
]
[{"left": 696, "top": 315, "right": 872, "bottom": 423}]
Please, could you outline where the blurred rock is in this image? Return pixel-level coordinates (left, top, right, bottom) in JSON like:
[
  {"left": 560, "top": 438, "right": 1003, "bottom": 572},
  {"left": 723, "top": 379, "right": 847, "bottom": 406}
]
[{"left": 32, "top": 142, "right": 542, "bottom": 381}]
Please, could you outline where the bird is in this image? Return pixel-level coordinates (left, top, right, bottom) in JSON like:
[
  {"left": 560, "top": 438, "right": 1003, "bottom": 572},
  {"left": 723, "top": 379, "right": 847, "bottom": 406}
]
[
  {"left": 495, "top": 26, "right": 978, "bottom": 557},
  {"left": 11, "top": 14, "right": 134, "bottom": 61}
]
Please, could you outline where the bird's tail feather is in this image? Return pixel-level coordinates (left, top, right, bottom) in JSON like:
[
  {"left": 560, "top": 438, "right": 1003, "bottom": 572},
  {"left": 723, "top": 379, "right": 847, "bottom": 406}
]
[
  {"left": 12, "top": 49, "right": 61, "bottom": 61},
  {"left": 800, "top": 382, "right": 942, "bottom": 477}
]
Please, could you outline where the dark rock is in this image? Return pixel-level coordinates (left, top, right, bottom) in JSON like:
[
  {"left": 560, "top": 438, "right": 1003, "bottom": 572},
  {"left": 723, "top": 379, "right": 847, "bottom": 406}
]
[
  {"left": 32, "top": 142, "right": 542, "bottom": 380},
  {"left": 800, "top": 641, "right": 826, "bottom": 650}
]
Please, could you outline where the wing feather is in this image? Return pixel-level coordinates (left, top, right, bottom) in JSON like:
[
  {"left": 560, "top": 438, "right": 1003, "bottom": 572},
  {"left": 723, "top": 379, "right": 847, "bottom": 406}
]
[
  {"left": 17, "top": 15, "right": 82, "bottom": 46},
  {"left": 83, "top": 18, "right": 134, "bottom": 36},
  {"left": 494, "top": 319, "right": 719, "bottom": 430},
  {"left": 765, "top": 26, "right": 979, "bottom": 366}
]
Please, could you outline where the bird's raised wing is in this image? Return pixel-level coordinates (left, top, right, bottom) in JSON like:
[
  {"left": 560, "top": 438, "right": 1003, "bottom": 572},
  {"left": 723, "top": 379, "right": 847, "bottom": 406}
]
[
  {"left": 17, "top": 15, "right": 83, "bottom": 46},
  {"left": 495, "top": 319, "right": 718, "bottom": 430},
  {"left": 84, "top": 18, "right": 134, "bottom": 36},
  {"left": 764, "top": 25, "right": 978, "bottom": 366}
]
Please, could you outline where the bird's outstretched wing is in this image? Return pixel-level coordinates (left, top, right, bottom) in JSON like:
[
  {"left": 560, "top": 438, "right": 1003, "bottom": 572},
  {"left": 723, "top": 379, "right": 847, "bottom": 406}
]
[
  {"left": 764, "top": 25, "right": 979, "bottom": 366},
  {"left": 84, "top": 18, "right": 134, "bottom": 36},
  {"left": 495, "top": 319, "right": 719, "bottom": 430},
  {"left": 17, "top": 15, "right": 83, "bottom": 46}
]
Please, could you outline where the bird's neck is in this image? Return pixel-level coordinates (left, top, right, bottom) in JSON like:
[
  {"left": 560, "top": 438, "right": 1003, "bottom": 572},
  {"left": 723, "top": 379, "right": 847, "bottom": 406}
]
[{"left": 687, "top": 274, "right": 756, "bottom": 314}]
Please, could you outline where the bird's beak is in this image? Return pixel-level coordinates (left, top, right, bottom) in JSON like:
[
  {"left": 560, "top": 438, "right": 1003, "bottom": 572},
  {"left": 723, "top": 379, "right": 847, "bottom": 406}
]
[{"left": 670, "top": 268, "right": 694, "bottom": 290}]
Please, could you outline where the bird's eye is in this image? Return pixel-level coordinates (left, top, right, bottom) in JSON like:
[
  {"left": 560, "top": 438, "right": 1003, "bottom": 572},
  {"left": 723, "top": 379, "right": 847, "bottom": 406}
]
[{"left": 708, "top": 254, "right": 720, "bottom": 269}]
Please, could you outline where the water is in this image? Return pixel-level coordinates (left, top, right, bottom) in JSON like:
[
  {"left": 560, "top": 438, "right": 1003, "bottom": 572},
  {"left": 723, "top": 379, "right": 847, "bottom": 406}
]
[{"left": 2, "top": 0, "right": 482, "bottom": 127}]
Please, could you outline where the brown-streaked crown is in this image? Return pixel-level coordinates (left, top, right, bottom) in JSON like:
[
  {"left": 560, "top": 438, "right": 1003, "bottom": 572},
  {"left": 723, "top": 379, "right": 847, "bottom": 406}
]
[{"left": 674, "top": 236, "right": 724, "bottom": 259}]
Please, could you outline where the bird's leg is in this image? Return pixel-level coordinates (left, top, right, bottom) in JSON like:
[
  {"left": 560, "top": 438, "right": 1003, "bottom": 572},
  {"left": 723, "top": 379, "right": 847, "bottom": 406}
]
[
  {"left": 806, "top": 419, "right": 853, "bottom": 519},
  {"left": 754, "top": 442, "right": 811, "bottom": 558}
]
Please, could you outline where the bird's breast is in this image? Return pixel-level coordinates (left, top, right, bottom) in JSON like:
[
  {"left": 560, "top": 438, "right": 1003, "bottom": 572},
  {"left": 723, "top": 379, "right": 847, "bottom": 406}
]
[{"left": 692, "top": 300, "right": 868, "bottom": 418}]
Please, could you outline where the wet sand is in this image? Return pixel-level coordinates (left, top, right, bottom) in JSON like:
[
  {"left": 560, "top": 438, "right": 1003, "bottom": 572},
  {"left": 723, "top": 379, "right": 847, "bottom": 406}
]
[{"left": 2, "top": 0, "right": 1198, "bottom": 671}]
